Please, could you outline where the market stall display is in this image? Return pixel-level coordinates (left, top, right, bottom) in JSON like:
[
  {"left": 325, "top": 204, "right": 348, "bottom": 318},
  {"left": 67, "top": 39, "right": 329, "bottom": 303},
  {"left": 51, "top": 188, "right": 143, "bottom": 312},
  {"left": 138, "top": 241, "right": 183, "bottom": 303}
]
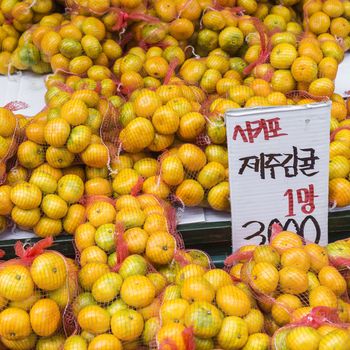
[{"left": 0, "top": 0, "right": 349, "bottom": 346}]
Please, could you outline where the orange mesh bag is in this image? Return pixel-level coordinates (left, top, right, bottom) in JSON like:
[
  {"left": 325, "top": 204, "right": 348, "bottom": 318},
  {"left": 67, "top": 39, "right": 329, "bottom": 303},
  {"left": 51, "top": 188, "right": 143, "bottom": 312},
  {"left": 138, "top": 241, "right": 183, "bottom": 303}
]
[
  {"left": 329, "top": 125, "right": 350, "bottom": 209},
  {"left": 68, "top": 193, "right": 175, "bottom": 349},
  {"left": 271, "top": 306, "right": 350, "bottom": 349},
  {"left": 0, "top": 101, "right": 28, "bottom": 185},
  {"left": 224, "top": 224, "right": 350, "bottom": 334},
  {"left": 155, "top": 248, "right": 271, "bottom": 350},
  {"left": 0, "top": 237, "right": 78, "bottom": 349},
  {"left": 3, "top": 77, "right": 121, "bottom": 238}
]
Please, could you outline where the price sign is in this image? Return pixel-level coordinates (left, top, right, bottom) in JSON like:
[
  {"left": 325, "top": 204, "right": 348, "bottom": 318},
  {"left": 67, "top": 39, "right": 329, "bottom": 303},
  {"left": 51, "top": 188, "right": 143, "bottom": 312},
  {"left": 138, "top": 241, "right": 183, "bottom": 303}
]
[{"left": 225, "top": 102, "right": 331, "bottom": 250}]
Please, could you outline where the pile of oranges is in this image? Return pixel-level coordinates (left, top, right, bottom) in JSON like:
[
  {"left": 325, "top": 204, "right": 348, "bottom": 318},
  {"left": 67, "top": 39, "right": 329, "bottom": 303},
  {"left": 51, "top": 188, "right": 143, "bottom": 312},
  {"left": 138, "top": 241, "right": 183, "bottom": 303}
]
[{"left": 0, "top": 240, "right": 78, "bottom": 350}]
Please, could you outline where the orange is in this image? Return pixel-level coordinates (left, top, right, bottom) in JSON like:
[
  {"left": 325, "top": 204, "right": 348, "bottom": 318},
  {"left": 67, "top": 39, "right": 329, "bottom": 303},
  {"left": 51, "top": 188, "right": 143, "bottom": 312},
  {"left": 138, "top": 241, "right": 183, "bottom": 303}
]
[
  {"left": 319, "top": 329, "right": 350, "bottom": 349},
  {"left": 298, "top": 41, "right": 323, "bottom": 64},
  {"left": 123, "top": 228, "right": 148, "bottom": 255},
  {"left": 0, "top": 108, "right": 16, "bottom": 137},
  {"left": 271, "top": 231, "right": 303, "bottom": 254},
  {"left": 57, "top": 174, "right": 84, "bottom": 204},
  {"left": 0, "top": 185, "right": 13, "bottom": 216},
  {"left": 329, "top": 155, "right": 350, "bottom": 179},
  {"left": 92, "top": 272, "right": 123, "bottom": 304},
  {"left": 304, "top": 243, "right": 329, "bottom": 272},
  {"left": 180, "top": 276, "right": 215, "bottom": 303},
  {"left": 271, "top": 70, "right": 296, "bottom": 93},
  {"left": 120, "top": 275, "right": 155, "bottom": 308},
  {"left": 318, "top": 265, "right": 347, "bottom": 296},
  {"left": 203, "top": 269, "right": 232, "bottom": 291},
  {"left": 329, "top": 178, "right": 350, "bottom": 207},
  {"left": 0, "top": 265, "right": 34, "bottom": 302},
  {"left": 60, "top": 99, "right": 89, "bottom": 126},
  {"left": 80, "top": 246, "right": 107, "bottom": 266},
  {"left": 9, "top": 291, "right": 41, "bottom": 312},
  {"left": 318, "top": 57, "right": 338, "bottom": 80},
  {"left": 115, "top": 195, "right": 141, "bottom": 210},
  {"left": 291, "top": 306, "right": 313, "bottom": 322},
  {"left": 178, "top": 112, "right": 205, "bottom": 141},
  {"left": 36, "top": 335, "right": 65, "bottom": 350},
  {"left": 44, "top": 118, "right": 71, "bottom": 147},
  {"left": 250, "top": 262, "right": 279, "bottom": 294},
  {"left": 160, "top": 298, "right": 189, "bottom": 325},
  {"left": 145, "top": 231, "right": 175, "bottom": 265},
  {"left": 291, "top": 56, "right": 318, "bottom": 83},
  {"left": 322, "top": 0, "right": 344, "bottom": 17},
  {"left": 184, "top": 301, "right": 222, "bottom": 338},
  {"left": 85, "top": 178, "right": 112, "bottom": 197},
  {"left": 177, "top": 143, "right": 207, "bottom": 172},
  {"left": 279, "top": 266, "right": 308, "bottom": 294},
  {"left": 330, "top": 141, "right": 350, "bottom": 159},
  {"left": 175, "top": 179, "right": 204, "bottom": 207},
  {"left": 41, "top": 194, "right": 68, "bottom": 220},
  {"left": 111, "top": 309, "right": 144, "bottom": 341},
  {"left": 152, "top": 106, "right": 179, "bottom": 135},
  {"left": 0, "top": 333, "right": 37, "bottom": 349},
  {"left": 175, "top": 263, "right": 206, "bottom": 286},
  {"left": 281, "top": 247, "right": 311, "bottom": 271},
  {"left": 286, "top": 326, "right": 320, "bottom": 350},
  {"left": 321, "top": 40, "right": 344, "bottom": 63},
  {"left": 10, "top": 182, "right": 42, "bottom": 210},
  {"left": 169, "top": 18, "right": 194, "bottom": 41},
  {"left": 308, "top": 77, "right": 334, "bottom": 97},
  {"left": 143, "top": 213, "right": 169, "bottom": 233},
  {"left": 270, "top": 43, "right": 297, "bottom": 69},
  {"left": 80, "top": 143, "right": 109, "bottom": 168},
  {"left": 243, "top": 309, "right": 265, "bottom": 335},
  {"left": 78, "top": 305, "right": 110, "bottom": 335},
  {"left": 308, "top": 11, "right": 331, "bottom": 34},
  {"left": 34, "top": 216, "right": 62, "bottom": 238},
  {"left": 331, "top": 102, "right": 347, "bottom": 122},
  {"left": 88, "top": 334, "right": 122, "bottom": 350},
  {"left": 217, "top": 316, "right": 248, "bottom": 350},
  {"left": 253, "top": 245, "right": 280, "bottom": 266},
  {"left": 0, "top": 307, "right": 31, "bottom": 340},
  {"left": 271, "top": 294, "right": 302, "bottom": 326},
  {"left": 78, "top": 262, "right": 110, "bottom": 291},
  {"left": 30, "top": 252, "right": 67, "bottom": 291},
  {"left": 309, "top": 285, "right": 338, "bottom": 308},
  {"left": 331, "top": 17, "right": 350, "bottom": 38},
  {"left": 115, "top": 207, "right": 146, "bottom": 229},
  {"left": 218, "top": 26, "right": 244, "bottom": 54},
  {"left": 30, "top": 299, "right": 61, "bottom": 337},
  {"left": 216, "top": 284, "right": 251, "bottom": 317},
  {"left": 133, "top": 89, "right": 162, "bottom": 119},
  {"left": 63, "top": 203, "right": 85, "bottom": 234},
  {"left": 157, "top": 323, "right": 186, "bottom": 350},
  {"left": 11, "top": 206, "right": 41, "bottom": 228}
]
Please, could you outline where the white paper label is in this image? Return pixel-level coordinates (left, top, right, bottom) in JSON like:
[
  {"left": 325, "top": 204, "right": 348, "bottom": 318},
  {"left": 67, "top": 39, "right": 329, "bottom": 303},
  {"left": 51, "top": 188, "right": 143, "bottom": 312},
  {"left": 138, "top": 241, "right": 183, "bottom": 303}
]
[{"left": 225, "top": 102, "right": 331, "bottom": 251}]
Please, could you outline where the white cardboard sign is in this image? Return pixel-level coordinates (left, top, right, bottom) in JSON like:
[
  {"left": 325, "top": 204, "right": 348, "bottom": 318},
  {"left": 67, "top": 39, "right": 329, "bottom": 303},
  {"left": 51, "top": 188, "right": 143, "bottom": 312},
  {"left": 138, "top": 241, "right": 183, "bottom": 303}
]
[{"left": 225, "top": 102, "right": 331, "bottom": 251}]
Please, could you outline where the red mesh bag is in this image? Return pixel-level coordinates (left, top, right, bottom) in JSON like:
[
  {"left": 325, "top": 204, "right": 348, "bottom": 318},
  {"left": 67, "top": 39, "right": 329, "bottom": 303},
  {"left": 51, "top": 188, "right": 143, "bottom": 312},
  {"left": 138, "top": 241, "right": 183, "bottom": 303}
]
[
  {"left": 0, "top": 237, "right": 79, "bottom": 349},
  {"left": 224, "top": 224, "right": 350, "bottom": 332},
  {"left": 271, "top": 306, "right": 350, "bottom": 349},
  {"left": 0, "top": 101, "right": 28, "bottom": 185}
]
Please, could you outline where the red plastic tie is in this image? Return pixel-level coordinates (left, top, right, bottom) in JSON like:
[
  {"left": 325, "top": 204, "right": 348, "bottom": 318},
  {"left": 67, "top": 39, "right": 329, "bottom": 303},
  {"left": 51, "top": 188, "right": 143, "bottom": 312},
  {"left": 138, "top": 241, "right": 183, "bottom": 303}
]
[{"left": 15, "top": 237, "right": 53, "bottom": 263}]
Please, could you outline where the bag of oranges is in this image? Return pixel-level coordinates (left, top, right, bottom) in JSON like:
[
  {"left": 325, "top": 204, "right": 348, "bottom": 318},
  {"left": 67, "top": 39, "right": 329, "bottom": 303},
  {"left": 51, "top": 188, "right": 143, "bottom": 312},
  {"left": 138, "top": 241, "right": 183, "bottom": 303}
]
[
  {"left": 224, "top": 224, "right": 350, "bottom": 332},
  {"left": 0, "top": 236, "right": 78, "bottom": 349},
  {"left": 271, "top": 306, "right": 350, "bottom": 349},
  {"left": 0, "top": 101, "right": 29, "bottom": 185}
]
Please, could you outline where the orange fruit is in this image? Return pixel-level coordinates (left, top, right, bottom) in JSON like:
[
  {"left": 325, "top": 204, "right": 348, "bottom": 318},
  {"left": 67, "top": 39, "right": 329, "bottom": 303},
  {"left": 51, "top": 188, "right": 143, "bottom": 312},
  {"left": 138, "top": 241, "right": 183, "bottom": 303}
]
[
  {"left": 322, "top": 0, "right": 344, "bottom": 17},
  {"left": 318, "top": 57, "right": 338, "bottom": 80},
  {"left": 30, "top": 298, "right": 61, "bottom": 337},
  {"left": 309, "top": 285, "right": 338, "bottom": 308},
  {"left": 111, "top": 309, "right": 144, "bottom": 341},
  {"left": 145, "top": 231, "right": 175, "bottom": 265},
  {"left": 78, "top": 262, "right": 110, "bottom": 291},
  {"left": 250, "top": 262, "right": 279, "bottom": 294},
  {"left": 78, "top": 305, "right": 110, "bottom": 334},
  {"left": 177, "top": 143, "right": 207, "bottom": 172},
  {"left": 0, "top": 265, "right": 34, "bottom": 302},
  {"left": 180, "top": 276, "right": 215, "bottom": 303},
  {"left": 281, "top": 247, "right": 311, "bottom": 271},
  {"left": 329, "top": 178, "right": 350, "bottom": 207},
  {"left": 216, "top": 284, "right": 251, "bottom": 317},
  {"left": 271, "top": 70, "right": 296, "bottom": 93},
  {"left": 271, "top": 231, "right": 303, "bottom": 254},
  {"left": 10, "top": 182, "right": 42, "bottom": 210},
  {"left": 0, "top": 185, "right": 13, "bottom": 216},
  {"left": 203, "top": 269, "right": 232, "bottom": 291},
  {"left": 308, "top": 11, "right": 331, "bottom": 34},
  {"left": 0, "top": 333, "right": 37, "bottom": 349},
  {"left": 44, "top": 118, "right": 71, "bottom": 147},
  {"left": 80, "top": 143, "right": 109, "bottom": 168},
  {"left": 160, "top": 298, "right": 189, "bottom": 325},
  {"left": 57, "top": 174, "right": 84, "bottom": 204},
  {"left": 319, "top": 329, "right": 350, "bottom": 349},
  {"left": 243, "top": 309, "right": 265, "bottom": 335},
  {"left": 318, "top": 265, "right": 347, "bottom": 296},
  {"left": 286, "top": 326, "right": 321, "bottom": 350},
  {"left": 0, "top": 307, "right": 31, "bottom": 340},
  {"left": 63, "top": 203, "right": 85, "bottom": 234},
  {"left": 271, "top": 294, "right": 302, "bottom": 326},
  {"left": 308, "top": 77, "right": 334, "bottom": 97},
  {"left": 279, "top": 266, "right": 308, "bottom": 294},
  {"left": 175, "top": 179, "right": 204, "bottom": 207},
  {"left": 304, "top": 243, "right": 329, "bottom": 272},
  {"left": 291, "top": 56, "right": 318, "bottom": 83},
  {"left": 270, "top": 43, "right": 297, "bottom": 69},
  {"left": 120, "top": 275, "right": 155, "bottom": 308},
  {"left": 0, "top": 108, "right": 16, "bottom": 137},
  {"left": 184, "top": 301, "right": 222, "bottom": 339},
  {"left": 80, "top": 246, "right": 107, "bottom": 266},
  {"left": 157, "top": 323, "right": 186, "bottom": 350},
  {"left": 60, "top": 99, "right": 89, "bottom": 126},
  {"left": 331, "top": 102, "right": 347, "bottom": 121},
  {"left": 217, "top": 316, "right": 248, "bottom": 350},
  {"left": 88, "top": 334, "right": 122, "bottom": 350}
]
